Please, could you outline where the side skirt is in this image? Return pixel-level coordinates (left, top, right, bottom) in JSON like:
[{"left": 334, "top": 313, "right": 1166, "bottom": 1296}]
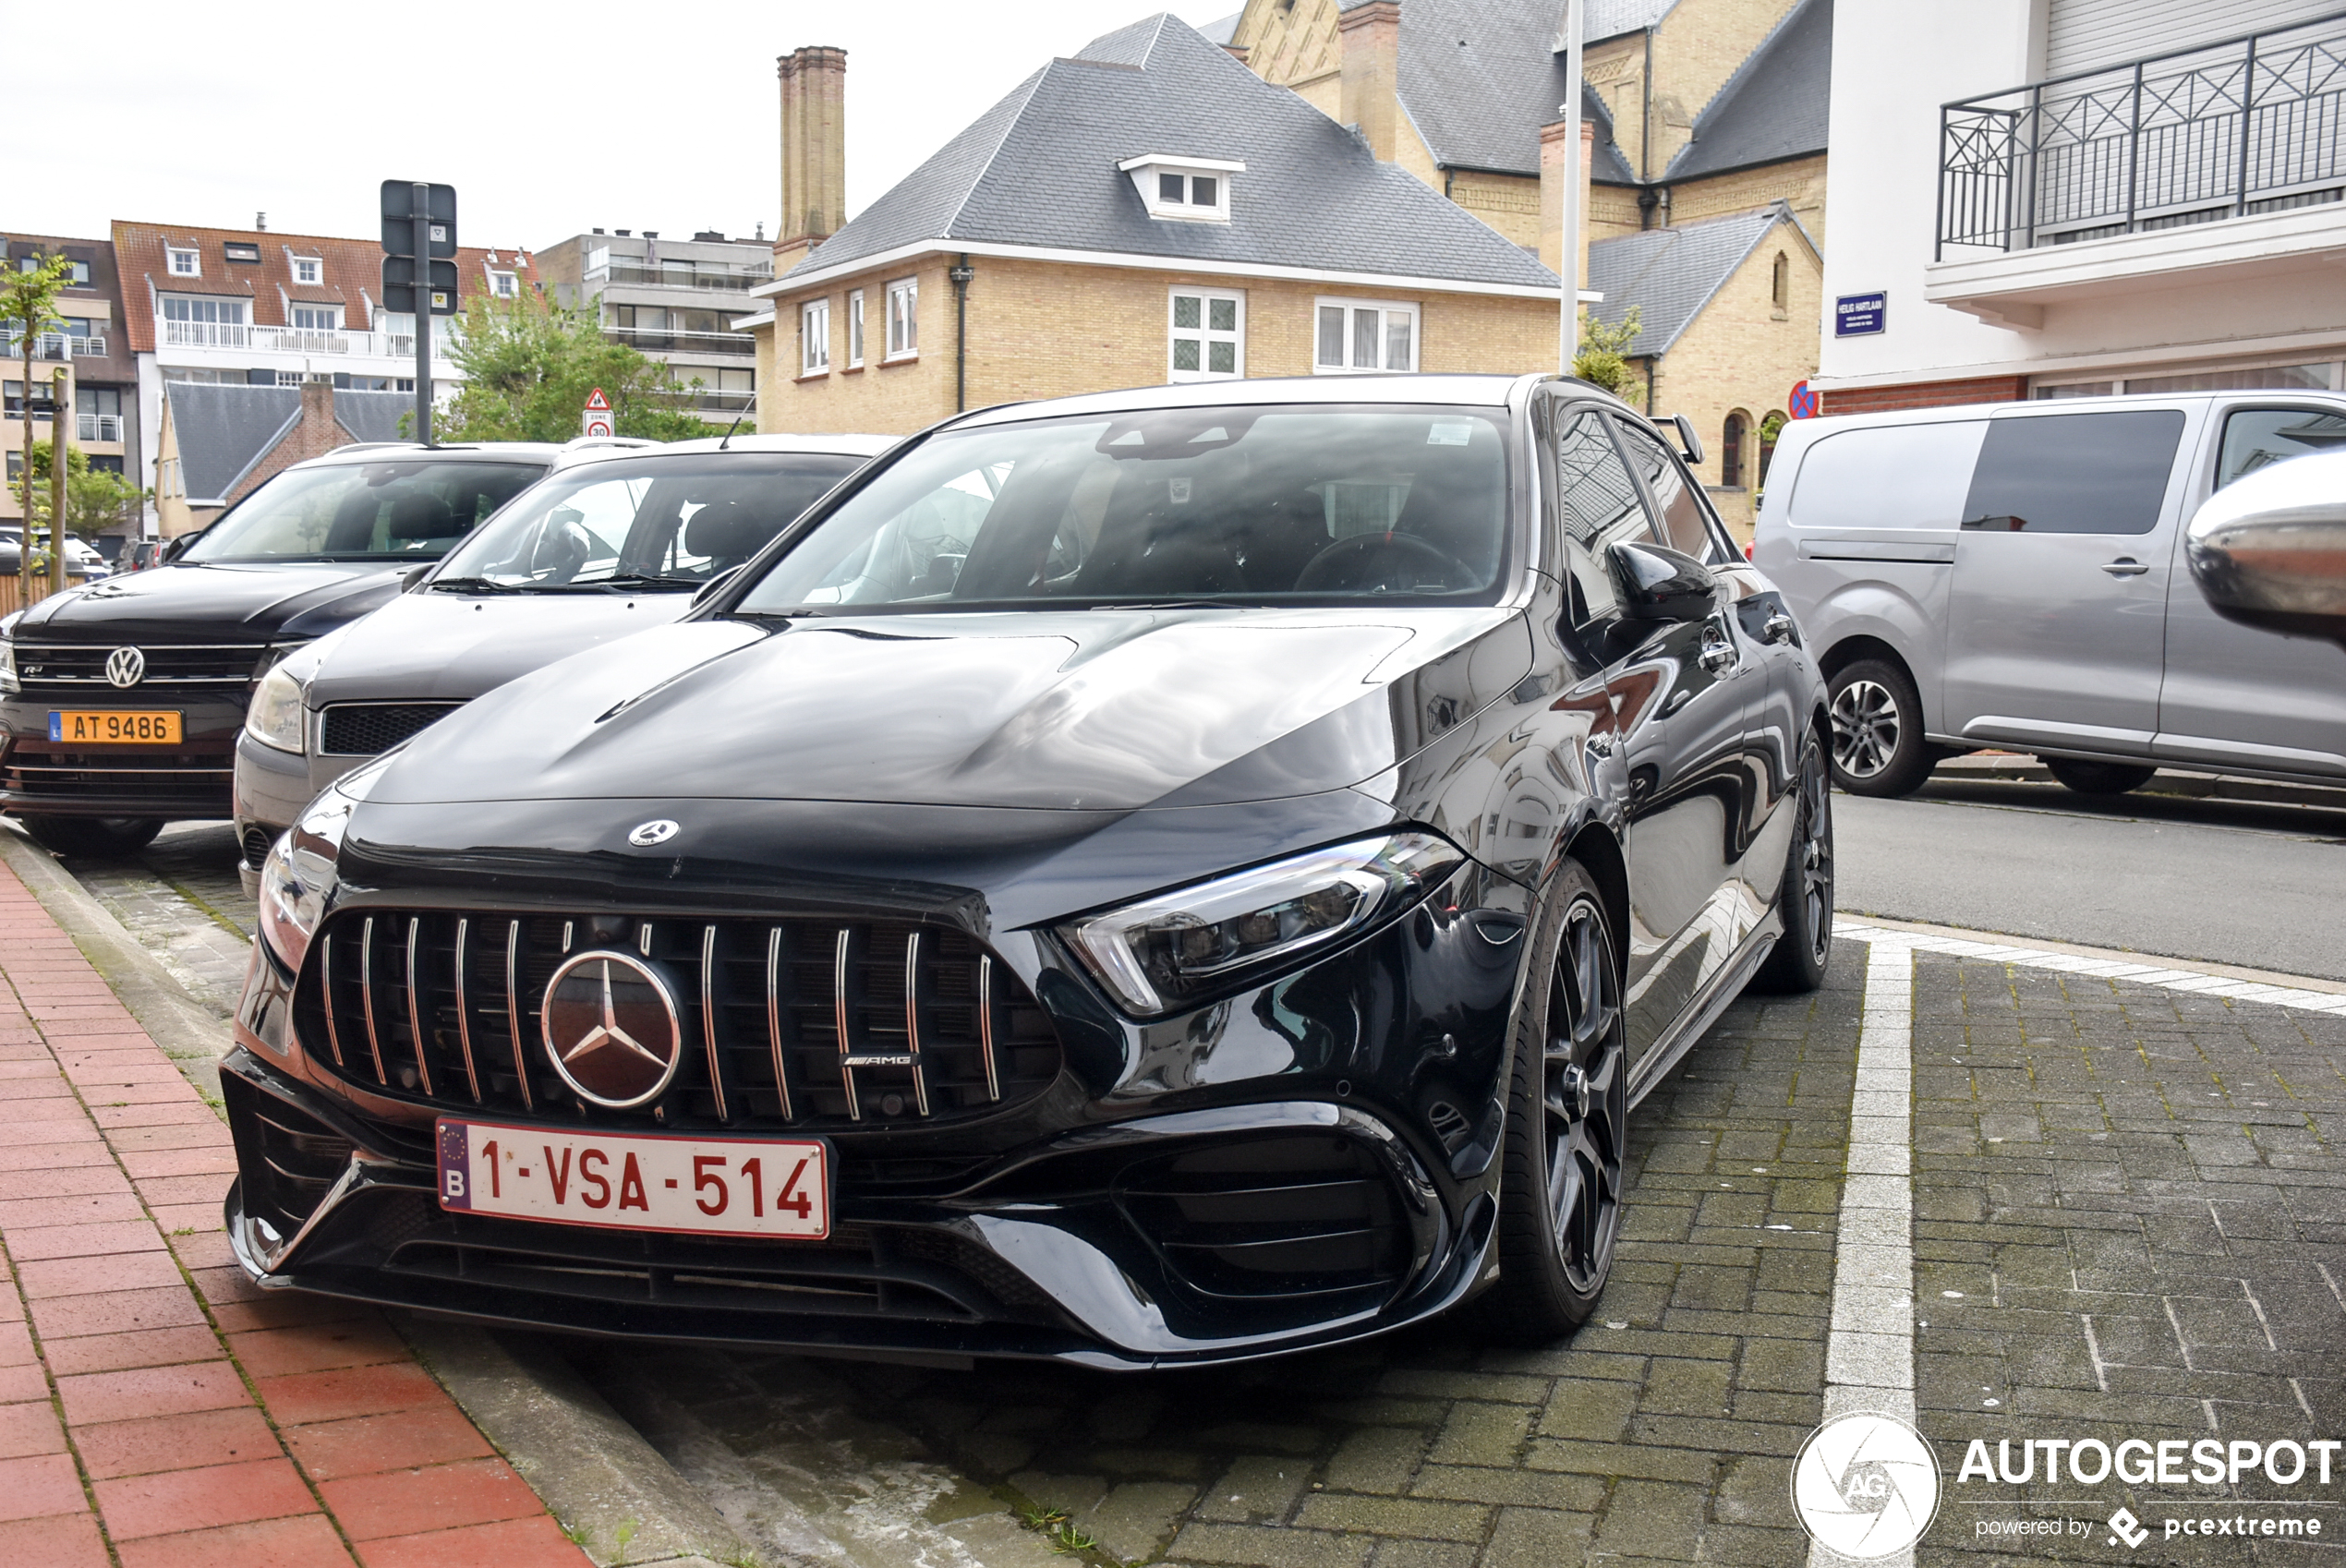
[{"left": 1624, "top": 911, "right": 1784, "bottom": 1112}]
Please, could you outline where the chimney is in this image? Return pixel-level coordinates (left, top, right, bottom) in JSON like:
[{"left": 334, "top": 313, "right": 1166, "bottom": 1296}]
[
  {"left": 1539, "top": 117, "right": 1597, "bottom": 286},
  {"left": 1338, "top": 2, "right": 1402, "bottom": 163},
  {"left": 777, "top": 45, "right": 848, "bottom": 271},
  {"left": 297, "top": 380, "right": 337, "bottom": 461}
]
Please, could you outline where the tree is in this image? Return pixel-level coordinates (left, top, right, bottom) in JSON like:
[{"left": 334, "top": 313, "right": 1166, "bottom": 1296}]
[
  {"left": 434, "top": 288, "right": 709, "bottom": 444},
  {"left": 23, "top": 440, "right": 147, "bottom": 540},
  {"left": 2, "top": 253, "right": 75, "bottom": 556},
  {"left": 1572, "top": 306, "right": 1645, "bottom": 404}
]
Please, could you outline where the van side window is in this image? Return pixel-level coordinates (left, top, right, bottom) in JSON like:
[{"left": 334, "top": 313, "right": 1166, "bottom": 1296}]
[
  {"left": 1611, "top": 416, "right": 1727, "bottom": 563},
  {"left": 1787, "top": 421, "right": 1987, "bottom": 529},
  {"left": 1961, "top": 411, "right": 2184, "bottom": 535},
  {"left": 1554, "top": 407, "right": 1646, "bottom": 628},
  {"left": 2218, "top": 407, "right": 2346, "bottom": 490}
]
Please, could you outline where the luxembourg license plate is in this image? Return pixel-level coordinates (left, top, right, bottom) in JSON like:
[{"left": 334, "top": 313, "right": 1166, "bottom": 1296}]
[
  {"left": 435, "top": 1119, "right": 831, "bottom": 1240},
  {"left": 49, "top": 709, "right": 183, "bottom": 744}
]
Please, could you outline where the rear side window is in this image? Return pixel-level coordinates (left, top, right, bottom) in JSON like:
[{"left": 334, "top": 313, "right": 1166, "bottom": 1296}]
[
  {"left": 1961, "top": 411, "right": 2184, "bottom": 536},
  {"left": 1611, "top": 416, "right": 1727, "bottom": 564},
  {"left": 2218, "top": 407, "right": 2346, "bottom": 490},
  {"left": 1787, "top": 421, "right": 1986, "bottom": 529}
]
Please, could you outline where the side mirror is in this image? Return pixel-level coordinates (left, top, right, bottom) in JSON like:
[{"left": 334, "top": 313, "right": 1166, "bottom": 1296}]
[
  {"left": 161, "top": 529, "right": 203, "bottom": 564},
  {"left": 2184, "top": 450, "right": 2346, "bottom": 651},
  {"left": 399, "top": 563, "right": 434, "bottom": 593},
  {"left": 1670, "top": 413, "right": 1704, "bottom": 467},
  {"left": 1610, "top": 539, "right": 1719, "bottom": 623}
]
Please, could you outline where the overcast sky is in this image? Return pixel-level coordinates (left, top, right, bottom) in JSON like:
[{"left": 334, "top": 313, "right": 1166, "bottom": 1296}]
[{"left": 16, "top": 0, "right": 1237, "bottom": 252}]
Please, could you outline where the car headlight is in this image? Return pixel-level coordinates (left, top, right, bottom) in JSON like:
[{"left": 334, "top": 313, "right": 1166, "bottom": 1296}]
[
  {"left": 0, "top": 610, "right": 19, "bottom": 696},
  {"left": 245, "top": 661, "right": 308, "bottom": 754},
  {"left": 255, "top": 753, "right": 392, "bottom": 974},
  {"left": 1059, "top": 831, "right": 1465, "bottom": 1019}
]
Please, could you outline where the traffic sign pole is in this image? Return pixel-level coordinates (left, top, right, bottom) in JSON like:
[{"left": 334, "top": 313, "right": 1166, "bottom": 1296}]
[{"left": 413, "top": 182, "right": 431, "bottom": 447}]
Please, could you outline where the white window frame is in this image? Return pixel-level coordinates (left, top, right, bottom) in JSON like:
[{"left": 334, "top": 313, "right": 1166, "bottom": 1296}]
[
  {"left": 165, "top": 247, "right": 200, "bottom": 278},
  {"left": 1167, "top": 287, "right": 1245, "bottom": 382},
  {"left": 1119, "top": 154, "right": 1243, "bottom": 223},
  {"left": 1313, "top": 296, "right": 1421, "bottom": 374},
  {"left": 884, "top": 278, "right": 918, "bottom": 361},
  {"left": 800, "top": 297, "right": 830, "bottom": 376},
  {"left": 846, "top": 288, "right": 865, "bottom": 368},
  {"left": 287, "top": 304, "right": 342, "bottom": 331},
  {"left": 292, "top": 256, "right": 321, "bottom": 285},
  {"left": 489, "top": 270, "right": 518, "bottom": 298}
]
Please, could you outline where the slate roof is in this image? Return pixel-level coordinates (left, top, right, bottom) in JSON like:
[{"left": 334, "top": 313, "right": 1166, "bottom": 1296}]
[
  {"left": 1586, "top": 202, "right": 1804, "bottom": 356},
  {"left": 165, "top": 383, "right": 417, "bottom": 502},
  {"left": 1198, "top": 9, "right": 1242, "bottom": 44},
  {"left": 773, "top": 14, "right": 1558, "bottom": 292},
  {"left": 1582, "top": 0, "right": 1680, "bottom": 42},
  {"left": 1395, "top": 0, "right": 1638, "bottom": 182},
  {"left": 1666, "top": 0, "right": 1830, "bottom": 179}
]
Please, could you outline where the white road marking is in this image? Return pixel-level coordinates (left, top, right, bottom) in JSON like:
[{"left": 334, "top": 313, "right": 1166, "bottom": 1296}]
[{"left": 1840, "top": 922, "right": 2346, "bottom": 1011}]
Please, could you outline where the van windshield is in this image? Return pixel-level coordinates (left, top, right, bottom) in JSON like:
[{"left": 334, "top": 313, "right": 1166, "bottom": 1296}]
[
  {"left": 181, "top": 459, "right": 544, "bottom": 563},
  {"left": 733, "top": 404, "right": 1514, "bottom": 614}
]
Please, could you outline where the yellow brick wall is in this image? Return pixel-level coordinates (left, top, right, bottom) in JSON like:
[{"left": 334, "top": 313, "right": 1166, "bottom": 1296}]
[
  {"left": 1669, "top": 154, "right": 1829, "bottom": 243},
  {"left": 1446, "top": 171, "right": 1542, "bottom": 248},
  {"left": 756, "top": 256, "right": 1564, "bottom": 433},
  {"left": 1648, "top": 0, "right": 1800, "bottom": 170},
  {"left": 1644, "top": 223, "right": 1821, "bottom": 539}
]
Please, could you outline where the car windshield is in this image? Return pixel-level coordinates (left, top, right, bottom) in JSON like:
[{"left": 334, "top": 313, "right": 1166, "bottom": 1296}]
[
  {"left": 181, "top": 459, "right": 544, "bottom": 563},
  {"left": 732, "top": 404, "right": 1514, "bottom": 614},
  {"left": 431, "top": 452, "right": 867, "bottom": 590}
]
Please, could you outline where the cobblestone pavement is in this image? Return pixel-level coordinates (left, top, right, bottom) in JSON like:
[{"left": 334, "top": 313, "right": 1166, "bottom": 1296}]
[{"left": 37, "top": 822, "right": 254, "bottom": 1012}]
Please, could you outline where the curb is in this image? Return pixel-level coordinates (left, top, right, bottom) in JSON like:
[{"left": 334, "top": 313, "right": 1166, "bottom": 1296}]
[{"left": 1934, "top": 754, "right": 2346, "bottom": 812}]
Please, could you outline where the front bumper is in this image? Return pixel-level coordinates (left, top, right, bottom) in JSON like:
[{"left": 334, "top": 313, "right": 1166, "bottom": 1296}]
[{"left": 0, "top": 695, "right": 242, "bottom": 821}]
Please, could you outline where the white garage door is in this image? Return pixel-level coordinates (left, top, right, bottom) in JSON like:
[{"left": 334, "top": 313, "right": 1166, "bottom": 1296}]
[{"left": 2047, "top": 0, "right": 2338, "bottom": 78}]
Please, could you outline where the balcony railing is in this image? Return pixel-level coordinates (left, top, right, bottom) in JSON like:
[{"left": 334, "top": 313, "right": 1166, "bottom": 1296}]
[
  {"left": 586, "top": 261, "right": 772, "bottom": 292},
  {"left": 161, "top": 320, "right": 458, "bottom": 360},
  {"left": 1938, "top": 7, "right": 2346, "bottom": 255},
  {"left": 2, "top": 332, "right": 106, "bottom": 360},
  {"left": 77, "top": 414, "right": 123, "bottom": 442},
  {"left": 601, "top": 325, "right": 757, "bottom": 356}
]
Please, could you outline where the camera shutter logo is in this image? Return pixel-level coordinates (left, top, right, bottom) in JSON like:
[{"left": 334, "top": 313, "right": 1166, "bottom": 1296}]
[
  {"left": 105, "top": 646, "right": 145, "bottom": 689},
  {"left": 1792, "top": 1413, "right": 1941, "bottom": 1559},
  {"left": 540, "top": 952, "right": 683, "bottom": 1108}
]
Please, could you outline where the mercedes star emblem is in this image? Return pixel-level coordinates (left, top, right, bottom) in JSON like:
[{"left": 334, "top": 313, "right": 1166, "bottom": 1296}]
[
  {"left": 104, "top": 646, "right": 146, "bottom": 689},
  {"left": 540, "top": 952, "right": 683, "bottom": 1108},
  {"left": 627, "top": 819, "right": 680, "bottom": 847}
]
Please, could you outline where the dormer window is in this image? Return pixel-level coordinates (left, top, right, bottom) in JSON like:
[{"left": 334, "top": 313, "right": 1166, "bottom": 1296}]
[
  {"left": 166, "top": 247, "right": 199, "bottom": 277},
  {"left": 1119, "top": 154, "right": 1242, "bottom": 223},
  {"left": 292, "top": 256, "right": 321, "bottom": 285}
]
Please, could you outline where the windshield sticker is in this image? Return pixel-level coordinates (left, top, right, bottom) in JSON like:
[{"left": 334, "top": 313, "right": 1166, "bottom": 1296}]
[
  {"left": 1427, "top": 421, "right": 1475, "bottom": 447},
  {"left": 1169, "top": 477, "right": 1192, "bottom": 504}
]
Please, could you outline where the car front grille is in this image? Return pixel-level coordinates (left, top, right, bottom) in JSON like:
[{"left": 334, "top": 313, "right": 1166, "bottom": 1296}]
[
  {"left": 14, "top": 641, "right": 272, "bottom": 699},
  {"left": 1117, "top": 1133, "right": 1410, "bottom": 1304},
  {"left": 0, "top": 739, "right": 234, "bottom": 809},
  {"left": 293, "top": 911, "right": 1063, "bottom": 1130},
  {"left": 319, "top": 702, "right": 463, "bottom": 756}
]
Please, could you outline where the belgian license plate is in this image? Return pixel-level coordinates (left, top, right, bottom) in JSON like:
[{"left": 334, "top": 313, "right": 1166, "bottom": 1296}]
[
  {"left": 435, "top": 1119, "right": 831, "bottom": 1240},
  {"left": 49, "top": 710, "right": 183, "bottom": 744}
]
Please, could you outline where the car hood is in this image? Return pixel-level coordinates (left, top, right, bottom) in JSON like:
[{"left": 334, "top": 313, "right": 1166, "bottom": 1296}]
[
  {"left": 368, "top": 606, "right": 1534, "bottom": 813},
  {"left": 14, "top": 560, "right": 406, "bottom": 643},
  {"left": 305, "top": 588, "right": 700, "bottom": 706}
]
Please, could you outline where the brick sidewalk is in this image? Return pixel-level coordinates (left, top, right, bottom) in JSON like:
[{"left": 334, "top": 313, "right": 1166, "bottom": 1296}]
[{"left": 0, "top": 860, "right": 594, "bottom": 1566}]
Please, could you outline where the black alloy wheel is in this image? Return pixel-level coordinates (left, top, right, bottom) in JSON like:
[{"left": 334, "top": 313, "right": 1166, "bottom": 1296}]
[
  {"left": 2042, "top": 757, "right": 2158, "bottom": 796},
  {"left": 1826, "top": 657, "right": 1936, "bottom": 797},
  {"left": 1490, "top": 861, "right": 1627, "bottom": 1340},
  {"left": 1753, "top": 740, "right": 1834, "bottom": 993},
  {"left": 19, "top": 816, "right": 164, "bottom": 859}
]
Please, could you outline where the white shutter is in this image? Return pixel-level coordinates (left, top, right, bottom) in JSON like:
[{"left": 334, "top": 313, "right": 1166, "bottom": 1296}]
[{"left": 2046, "top": 0, "right": 2335, "bottom": 78}]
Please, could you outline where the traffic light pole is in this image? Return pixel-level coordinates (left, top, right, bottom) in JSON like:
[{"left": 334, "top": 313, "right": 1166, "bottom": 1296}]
[{"left": 412, "top": 182, "right": 431, "bottom": 447}]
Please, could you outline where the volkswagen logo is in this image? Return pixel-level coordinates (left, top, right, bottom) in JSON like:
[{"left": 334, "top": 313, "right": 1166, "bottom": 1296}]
[
  {"left": 627, "top": 819, "right": 680, "bottom": 848},
  {"left": 540, "top": 952, "right": 683, "bottom": 1108},
  {"left": 104, "top": 646, "right": 145, "bottom": 689}
]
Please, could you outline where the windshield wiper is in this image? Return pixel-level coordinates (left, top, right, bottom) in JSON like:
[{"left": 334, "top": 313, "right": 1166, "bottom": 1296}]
[
  {"left": 1085, "top": 598, "right": 1260, "bottom": 611},
  {"left": 589, "top": 573, "right": 710, "bottom": 592},
  {"left": 429, "top": 576, "right": 528, "bottom": 595}
]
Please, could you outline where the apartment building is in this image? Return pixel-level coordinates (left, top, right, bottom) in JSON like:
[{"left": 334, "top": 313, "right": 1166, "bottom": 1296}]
[
  {"left": 538, "top": 230, "right": 769, "bottom": 421},
  {"left": 113, "top": 220, "right": 539, "bottom": 520},
  {"left": 1819, "top": 0, "right": 2346, "bottom": 409},
  {"left": 3, "top": 233, "right": 138, "bottom": 536}
]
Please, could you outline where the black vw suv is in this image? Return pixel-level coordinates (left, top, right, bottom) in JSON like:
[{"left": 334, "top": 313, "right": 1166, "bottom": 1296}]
[
  {"left": 222, "top": 375, "right": 1832, "bottom": 1367},
  {"left": 0, "top": 441, "right": 564, "bottom": 856}
]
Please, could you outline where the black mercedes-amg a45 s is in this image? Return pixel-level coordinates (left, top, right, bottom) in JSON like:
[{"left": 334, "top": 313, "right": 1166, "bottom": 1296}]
[{"left": 222, "top": 373, "right": 1832, "bottom": 1369}]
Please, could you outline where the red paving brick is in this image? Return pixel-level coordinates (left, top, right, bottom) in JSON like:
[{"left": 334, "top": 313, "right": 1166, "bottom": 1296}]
[
  {"left": 321, "top": 1456, "right": 543, "bottom": 1539},
  {"left": 256, "top": 1362, "right": 447, "bottom": 1425},
  {"left": 0, "top": 1167, "right": 134, "bottom": 1200},
  {"left": 6, "top": 1219, "right": 167, "bottom": 1260},
  {"left": 0, "top": 1362, "right": 45, "bottom": 1403},
  {"left": 95, "top": 1454, "right": 318, "bottom": 1538},
  {"left": 56, "top": 1360, "right": 250, "bottom": 1425},
  {"left": 0, "top": 1510, "right": 110, "bottom": 1568},
  {"left": 0, "top": 1450, "right": 88, "bottom": 1522},
  {"left": 30, "top": 1282, "right": 207, "bottom": 1340},
  {"left": 0, "top": 1398, "right": 67, "bottom": 1459},
  {"left": 355, "top": 1514, "right": 591, "bottom": 1567},
  {"left": 43, "top": 1323, "right": 223, "bottom": 1376},
  {"left": 78, "top": 1405, "right": 282, "bottom": 1479},
  {"left": 229, "top": 1319, "right": 411, "bottom": 1379},
  {"left": 115, "top": 1512, "right": 356, "bottom": 1568},
  {"left": 283, "top": 1406, "right": 494, "bottom": 1483},
  {"left": 17, "top": 1248, "right": 185, "bottom": 1297},
  {"left": 0, "top": 1189, "right": 149, "bottom": 1227}
]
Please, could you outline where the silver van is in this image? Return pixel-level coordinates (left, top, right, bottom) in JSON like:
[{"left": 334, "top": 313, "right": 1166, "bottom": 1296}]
[{"left": 1752, "top": 392, "right": 2346, "bottom": 796}]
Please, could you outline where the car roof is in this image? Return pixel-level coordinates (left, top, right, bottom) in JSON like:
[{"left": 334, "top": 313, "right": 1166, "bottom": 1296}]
[
  {"left": 1789, "top": 388, "right": 2346, "bottom": 435},
  {"left": 298, "top": 440, "right": 574, "bottom": 469},
  {"left": 947, "top": 373, "right": 1543, "bottom": 430},
  {"left": 552, "top": 432, "right": 899, "bottom": 470}
]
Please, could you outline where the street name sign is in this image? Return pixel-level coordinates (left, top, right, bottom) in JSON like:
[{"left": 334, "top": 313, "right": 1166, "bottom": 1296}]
[{"left": 1835, "top": 292, "right": 1887, "bottom": 336}]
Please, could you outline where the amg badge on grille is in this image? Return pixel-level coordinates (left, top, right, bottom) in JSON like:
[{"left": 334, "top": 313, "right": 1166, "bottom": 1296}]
[{"left": 540, "top": 952, "right": 683, "bottom": 1108}]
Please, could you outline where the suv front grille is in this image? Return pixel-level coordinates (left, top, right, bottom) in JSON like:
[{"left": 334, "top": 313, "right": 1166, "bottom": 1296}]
[
  {"left": 14, "top": 641, "right": 272, "bottom": 699},
  {"left": 293, "top": 911, "right": 1062, "bottom": 1130},
  {"left": 320, "top": 702, "right": 463, "bottom": 755},
  {"left": 0, "top": 739, "right": 233, "bottom": 808}
]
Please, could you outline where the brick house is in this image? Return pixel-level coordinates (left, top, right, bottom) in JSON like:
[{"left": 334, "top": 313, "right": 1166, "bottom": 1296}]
[
  {"left": 741, "top": 15, "right": 1567, "bottom": 434},
  {"left": 151, "top": 380, "right": 413, "bottom": 537},
  {"left": 2, "top": 232, "right": 138, "bottom": 541}
]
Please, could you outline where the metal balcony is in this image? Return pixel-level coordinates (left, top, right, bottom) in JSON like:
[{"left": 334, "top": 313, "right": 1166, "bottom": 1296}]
[
  {"left": 601, "top": 325, "right": 757, "bottom": 357},
  {"left": 1, "top": 332, "right": 104, "bottom": 360},
  {"left": 1938, "top": 7, "right": 2346, "bottom": 256},
  {"left": 586, "top": 261, "right": 773, "bottom": 292}
]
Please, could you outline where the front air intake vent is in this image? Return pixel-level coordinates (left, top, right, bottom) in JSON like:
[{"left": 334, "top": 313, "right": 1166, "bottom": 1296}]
[{"left": 1117, "top": 1133, "right": 1409, "bottom": 1304}]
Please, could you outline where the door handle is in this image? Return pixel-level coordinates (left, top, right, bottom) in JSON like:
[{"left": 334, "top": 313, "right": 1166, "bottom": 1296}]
[
  {"left": 2101, "top": 558, "right": 2150, "bottom": 577},
  {"left": 1699, "top": 638, "right": 1736, "bottom": 675},
  {"left": 1762, "top": 610, "right": 1796, "bottom": 644}
]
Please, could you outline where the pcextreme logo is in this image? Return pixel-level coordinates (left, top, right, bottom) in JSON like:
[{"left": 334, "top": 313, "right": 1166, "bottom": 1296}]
[{"left": 1793, "top": 1413, "right": 1942, "bottom": 1559}]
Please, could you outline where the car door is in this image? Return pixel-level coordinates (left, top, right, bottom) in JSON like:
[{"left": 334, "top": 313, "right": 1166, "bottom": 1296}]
[
  {"left": 1941, "top": 407, "right": 2191, "bottom": 754},
  {"left": 2154, "top": 402, "right": 2346, "bottom": 778},
  {"left": 1553, "top": 405, "right": 1752, "bottom": 1065}
]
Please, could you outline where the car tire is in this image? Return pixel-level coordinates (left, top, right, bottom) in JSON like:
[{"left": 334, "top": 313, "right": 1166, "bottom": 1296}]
[
  {"left": 1487, "top": 860, "right": 1628, "bottom": 1344},
  {"left": 2042, "top": 758, "right": 2157, "bottom": 796},
  {"left": 1827, "top": 658, "right": 1936, "bottom": 797},
  {"left": 19, "top": 816, "right": 164, "bottom": 859},
  {"left": 1752, "top": 739, "right": 1834, "bottom": 995}
]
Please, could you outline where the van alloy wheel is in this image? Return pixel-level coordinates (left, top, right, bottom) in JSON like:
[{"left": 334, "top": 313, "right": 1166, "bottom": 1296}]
[{"left": 1830, "top": 679, "right": 1899, "bottom": 779}]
